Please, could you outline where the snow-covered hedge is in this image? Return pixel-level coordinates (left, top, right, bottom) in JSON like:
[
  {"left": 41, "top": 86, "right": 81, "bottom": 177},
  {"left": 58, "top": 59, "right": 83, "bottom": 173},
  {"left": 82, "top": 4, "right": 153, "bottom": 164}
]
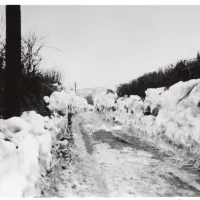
[{"left": 94, "top": 79, "right": 200, "bottom": 156}]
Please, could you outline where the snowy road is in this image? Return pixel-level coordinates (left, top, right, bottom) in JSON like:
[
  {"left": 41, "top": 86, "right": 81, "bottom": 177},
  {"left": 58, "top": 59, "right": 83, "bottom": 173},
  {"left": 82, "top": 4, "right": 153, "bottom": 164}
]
[
  {"left": 42, "top": 112, "right": 200, "bottom": 197},
  {"left": 66, "top": 111, "right": 200, "bottom": 197}
]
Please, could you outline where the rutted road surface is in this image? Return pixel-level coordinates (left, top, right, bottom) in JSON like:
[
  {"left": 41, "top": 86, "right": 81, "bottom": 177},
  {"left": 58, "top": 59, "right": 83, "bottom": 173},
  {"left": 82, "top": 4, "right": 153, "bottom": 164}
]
[{"left": 69, "top": 112, "right": 200, "bottom": 197}]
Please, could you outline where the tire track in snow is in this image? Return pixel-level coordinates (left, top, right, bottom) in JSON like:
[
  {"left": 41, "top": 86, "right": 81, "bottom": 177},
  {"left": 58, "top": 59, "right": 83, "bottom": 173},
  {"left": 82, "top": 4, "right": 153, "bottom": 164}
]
[
  {"left": 71, "top": 117, "right": 109, "bottom": 197},
  {"left": 78, "top": 123, "right": 93, "bottom": 154}
]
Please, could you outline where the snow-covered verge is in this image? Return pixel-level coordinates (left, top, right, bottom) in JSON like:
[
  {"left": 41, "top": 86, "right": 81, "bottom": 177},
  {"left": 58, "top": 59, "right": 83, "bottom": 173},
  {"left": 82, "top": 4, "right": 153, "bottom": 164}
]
[
  {"left": 94, "top": 79, "right": 200, "bottom": 165},
  {"left": 0, "top": 88, "right": 89, "bottom": 197}
]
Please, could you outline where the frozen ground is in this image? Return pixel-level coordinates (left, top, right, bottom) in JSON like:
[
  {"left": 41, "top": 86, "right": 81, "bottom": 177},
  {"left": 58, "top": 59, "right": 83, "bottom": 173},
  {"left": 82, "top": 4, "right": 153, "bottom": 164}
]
[{"left": 42, "top": 111, "right": 200, "bottom": 197}]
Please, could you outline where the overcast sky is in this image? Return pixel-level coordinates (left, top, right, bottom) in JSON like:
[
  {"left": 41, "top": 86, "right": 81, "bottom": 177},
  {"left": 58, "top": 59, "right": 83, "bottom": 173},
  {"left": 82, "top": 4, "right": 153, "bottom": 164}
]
[{"left": 1, "top": 5, "right": 200, "bottom": 89}]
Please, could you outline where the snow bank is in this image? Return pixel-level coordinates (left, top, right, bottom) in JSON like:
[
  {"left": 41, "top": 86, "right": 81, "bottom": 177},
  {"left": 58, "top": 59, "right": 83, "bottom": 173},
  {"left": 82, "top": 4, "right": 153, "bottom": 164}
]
[
  {"left": 0, "top": 87, "right": 88, "bottom": 197},
  {"left": 0, "top": 111, "right": 56, "bottom": 197},
  {"left": 44, "top": 90, "right": 88, "bottom": 115},
  {"left": 94, "top": 79, "right": 200, "bottom": 159},
  {"left": 93, "top": 91, "right": 117, "bottom": 112}
]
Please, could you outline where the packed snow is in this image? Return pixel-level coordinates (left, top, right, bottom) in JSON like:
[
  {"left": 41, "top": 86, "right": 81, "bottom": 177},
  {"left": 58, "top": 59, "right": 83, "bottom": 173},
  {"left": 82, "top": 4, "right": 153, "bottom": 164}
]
[{"left": 64, "top": 112, "right": 200, "bottom": 196}]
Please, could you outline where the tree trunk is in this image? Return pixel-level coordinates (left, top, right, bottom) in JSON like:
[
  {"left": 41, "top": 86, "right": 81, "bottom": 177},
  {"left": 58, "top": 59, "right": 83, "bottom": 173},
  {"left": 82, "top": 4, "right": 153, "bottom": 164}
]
[{"left": 3, "top": 5, "right": 21, "bottom": 119}]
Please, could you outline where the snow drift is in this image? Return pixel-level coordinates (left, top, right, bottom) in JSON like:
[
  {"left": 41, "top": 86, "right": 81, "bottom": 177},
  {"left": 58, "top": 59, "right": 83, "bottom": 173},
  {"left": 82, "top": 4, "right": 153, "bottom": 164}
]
[
  {"left": 0, "top": 87, "right": 89, "bottom": 197},
  {"left": 44, "top": 90, "right": 88, "bottom": 115},
  {"left": 0, "top": 111, "right": 56, "bottom": 197},
  {"left": 94, "top": 79, "right": 200, "bottom": 160}
]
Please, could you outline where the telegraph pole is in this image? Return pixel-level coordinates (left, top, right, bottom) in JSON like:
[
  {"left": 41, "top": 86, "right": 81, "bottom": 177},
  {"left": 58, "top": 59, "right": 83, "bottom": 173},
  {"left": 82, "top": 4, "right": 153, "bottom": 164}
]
[
  {"left": 74, "top": 82, "right": 76, "bottom": 94},
  {"left": 4, "top": 5, "right": 21, "bottom": 119}
]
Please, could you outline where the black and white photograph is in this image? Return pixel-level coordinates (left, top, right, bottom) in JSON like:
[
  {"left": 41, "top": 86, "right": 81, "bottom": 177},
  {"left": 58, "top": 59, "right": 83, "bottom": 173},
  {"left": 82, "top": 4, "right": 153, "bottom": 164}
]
[{"left": 1, "top": 0, "right": 200, "bottom": 197}]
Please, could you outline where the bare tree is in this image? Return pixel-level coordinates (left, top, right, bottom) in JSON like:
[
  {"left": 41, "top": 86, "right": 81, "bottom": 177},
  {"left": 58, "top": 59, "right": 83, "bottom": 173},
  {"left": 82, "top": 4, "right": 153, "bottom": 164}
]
[
  {"left": 4, "top": 5, "right": 21, "bottom": 119},
  {"left": 21, "top": 33, "right": 44, "bottom": 78}
]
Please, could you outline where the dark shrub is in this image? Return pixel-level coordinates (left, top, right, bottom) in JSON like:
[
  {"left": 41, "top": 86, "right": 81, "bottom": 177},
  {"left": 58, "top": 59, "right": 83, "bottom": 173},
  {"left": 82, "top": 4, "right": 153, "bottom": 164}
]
[{"left": 117, "top": 52, "right": 200, "bottom": 98}]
